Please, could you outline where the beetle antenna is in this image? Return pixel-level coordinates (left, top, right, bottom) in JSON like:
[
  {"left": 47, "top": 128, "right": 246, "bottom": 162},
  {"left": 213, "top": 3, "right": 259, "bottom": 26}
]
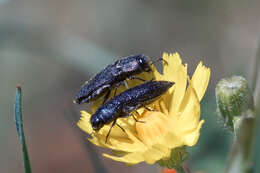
[{"left": 151, "top": 57, "right": 168, "bottom": 66}]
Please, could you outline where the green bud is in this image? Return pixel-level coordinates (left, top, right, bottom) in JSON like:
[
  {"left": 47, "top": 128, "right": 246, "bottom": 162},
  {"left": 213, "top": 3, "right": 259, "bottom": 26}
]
[
  {"left": 216, "top": 76, "right": 254, "bottom": 131},
  {"left": 157, "top": 147, "right": 189, "bottom": 169}
]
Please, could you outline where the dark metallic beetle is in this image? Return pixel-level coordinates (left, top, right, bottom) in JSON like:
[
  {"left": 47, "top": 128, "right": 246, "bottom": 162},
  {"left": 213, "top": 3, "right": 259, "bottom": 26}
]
[
  {"left": 74, "top": 54, "right": 165, "bottom": 104},
  {"left": 90, "top": 80, "right": 174, "bottom": 142}
]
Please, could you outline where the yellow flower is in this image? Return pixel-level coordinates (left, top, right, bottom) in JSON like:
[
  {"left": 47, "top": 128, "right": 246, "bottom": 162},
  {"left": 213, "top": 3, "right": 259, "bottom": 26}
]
[{"left": 78, "top": 52, "right": 210, "bottom": 166}]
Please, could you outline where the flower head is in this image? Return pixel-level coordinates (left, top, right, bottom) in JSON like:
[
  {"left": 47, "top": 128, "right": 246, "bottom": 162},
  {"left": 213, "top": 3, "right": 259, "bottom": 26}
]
[{"left": 78, "top": 53, "right": 210, "bottom": 166}]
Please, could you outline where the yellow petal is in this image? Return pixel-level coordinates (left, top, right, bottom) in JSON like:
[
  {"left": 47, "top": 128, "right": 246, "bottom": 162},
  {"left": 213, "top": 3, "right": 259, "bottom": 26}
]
[
  {"left": 124, "top": 129, "right": 147, "bottom": 148},
  {"left": 88, "top": 135, "right": 144, "bottom": 152},
  {"left": 117, "top": 117, "right": 136, "bottom": 132},
  {"left": 160, "top": 131, "right": 183, "bottom": 149},
  {"left": 77, "top": 111, "right": 93, "bottom": 134},
  {"left": 103, "top": 144, "right": 171, "bottom": 165},
  {"left": 162, "top": 52, "right": 183, "bottom": 82},
  {"left": 176, "top": 81, "right": 201, "bottom": 134},
  {"left": 78, "top": 111, "right": 133, "bottom": 141},
  {"left": 183, "top": 120, "right": 204, "bottom": 146},
  {"left": 191, "top": 62, "right": 211, "bottom": 101},
  {"left": 160, "top": 53, "right": 188, "bottom": 114},
  {"left": 136, "top": 111, "right": 170, "bottom": 146},
  {"left": 153, "top": 61, "right": 164, "bottom": 81},
  {"left": 103, "top": 152, "right": 145, "bottom": 164},
  {"left": 143, "top": 144, "right": 171, "bottom": 164},
  {"left": 157, "top": 99, "right": 169, "bottom": 115},
  {"left": 169, "top": 64, "right": 187, "bottom": 114}
]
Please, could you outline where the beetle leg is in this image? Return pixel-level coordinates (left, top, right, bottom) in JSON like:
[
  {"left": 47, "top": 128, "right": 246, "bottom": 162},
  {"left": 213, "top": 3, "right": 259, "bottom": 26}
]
[
  {"left": 132, "top": 111, "right": 145, "bottom": 123},
  {"left": 132, "top": 113, "right": 138, "bottom": 121},
  {"left": 105, "top": 120, "right": 116, "bottom": 143},
  {"left": 113, "top": 84, "right": 120, "bottom": 97},
  {"left": 122, "top": 104, "right": 140, "bottom": 114},
  {"left": 142, "top": 105, "right": 155, "bottom": 112},
  {"left": 116, "top": 123, "right": 125, "bottom": 132},
  {"left": 129, "top": 75, "right": 146, "bottom": 82},
  {"left": 123, "top": 80, "right": 129, "bottom": 89},
  {"left": 114, "top": 87, "right": 117, "bottom": 97},
  {"left": 134, "top": 110, "right": 140, "bottom": 116},
  {"left": 102, "top": 89, "right": 111, "bottom": 104},
  {"left": 133, "top": 115, "right": 145, "bottom": 123},
  {"left": 113, "top": 80, "right": 125, "bottom": 96}
]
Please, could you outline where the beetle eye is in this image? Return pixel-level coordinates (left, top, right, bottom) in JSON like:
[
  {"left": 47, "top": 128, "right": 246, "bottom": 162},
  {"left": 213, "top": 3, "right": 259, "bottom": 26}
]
[{"left": 139, "top": 58, "right": 143, "bottom": 64}]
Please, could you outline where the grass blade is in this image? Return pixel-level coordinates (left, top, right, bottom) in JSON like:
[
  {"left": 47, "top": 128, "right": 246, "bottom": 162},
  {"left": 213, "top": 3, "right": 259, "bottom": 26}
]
[{"left": 15, "top": 86, "right": 32, "bottom": 173}]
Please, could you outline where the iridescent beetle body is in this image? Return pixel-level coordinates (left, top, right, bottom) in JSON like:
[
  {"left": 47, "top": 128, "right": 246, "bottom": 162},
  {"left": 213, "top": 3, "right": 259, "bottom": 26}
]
[
  {"left": 75, "top": 54, "right": 152, "bottom": 104},
  {"left": 90, "top": 81, "right": 174, "bottom": 131}
]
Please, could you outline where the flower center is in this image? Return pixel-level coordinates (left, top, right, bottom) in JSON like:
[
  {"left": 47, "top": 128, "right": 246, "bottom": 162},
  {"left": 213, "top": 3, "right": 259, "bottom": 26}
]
[{"left": 136, "top": 111, "right": 170, "bottom": 146}]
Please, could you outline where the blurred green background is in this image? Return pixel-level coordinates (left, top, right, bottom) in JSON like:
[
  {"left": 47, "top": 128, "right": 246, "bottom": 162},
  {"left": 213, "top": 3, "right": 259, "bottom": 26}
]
[{"left": 1, "top": 0, "right": 260, "bottom": 173}]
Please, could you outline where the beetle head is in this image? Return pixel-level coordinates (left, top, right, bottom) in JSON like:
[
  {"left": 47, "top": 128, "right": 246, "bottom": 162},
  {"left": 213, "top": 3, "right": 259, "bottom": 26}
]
[
  {"left": 91, "top": 108, "right": 113, "bottom": 131},
  {"left": 90, "top": 115, "right": 104, "bottom": 131},
  {"left": 75, "top": 91, "right": 90, "bottom": 104},
  {"left": 75, "top": 96, "right": 89, "bottom": 104},
  {"left": 137, "top": 55, "right": 152, "bottom": 72},
  {"left": 74, "top": 82, "right": 92, "bottom": 104}
]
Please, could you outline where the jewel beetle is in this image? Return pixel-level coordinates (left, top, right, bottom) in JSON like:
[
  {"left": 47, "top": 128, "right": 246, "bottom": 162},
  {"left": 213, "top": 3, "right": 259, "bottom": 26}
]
[
  {"left": 90, "top": 80, "right": 174, "bottom": 142},
  {"left": 74, "top": 54, "right": 166, "bottom": 105}
]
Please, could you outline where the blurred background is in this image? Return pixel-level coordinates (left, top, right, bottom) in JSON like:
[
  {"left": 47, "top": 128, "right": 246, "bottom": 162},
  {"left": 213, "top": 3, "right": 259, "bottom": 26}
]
[{"left": 1, "top": 0, "right": 260, "bottom": 173}]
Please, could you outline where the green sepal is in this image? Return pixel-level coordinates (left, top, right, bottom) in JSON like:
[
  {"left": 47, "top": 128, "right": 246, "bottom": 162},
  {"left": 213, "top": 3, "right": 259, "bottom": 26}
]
[{"left": 157, "top": 147, "right": 189, "bottom": 169}]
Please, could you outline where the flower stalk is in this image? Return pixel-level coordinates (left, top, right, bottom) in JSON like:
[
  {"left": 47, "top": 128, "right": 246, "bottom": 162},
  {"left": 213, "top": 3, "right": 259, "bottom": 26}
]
[
  {"left": 226, "top": 109, "right": 255, "bottom": 173},
  {"left": 175, "top": 166, "right": 187, "bottom": 173}
]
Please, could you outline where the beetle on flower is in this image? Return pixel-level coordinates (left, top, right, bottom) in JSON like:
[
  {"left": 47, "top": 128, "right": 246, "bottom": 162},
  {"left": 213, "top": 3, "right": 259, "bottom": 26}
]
[{"left": 78, "top": 52, "right": 210, "bottom": 167}]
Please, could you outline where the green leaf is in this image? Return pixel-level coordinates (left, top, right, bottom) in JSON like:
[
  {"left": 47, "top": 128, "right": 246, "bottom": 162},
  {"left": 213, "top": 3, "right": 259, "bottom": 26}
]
[{"left": 15, "top": 86, "right": 32, "bottom": 173}]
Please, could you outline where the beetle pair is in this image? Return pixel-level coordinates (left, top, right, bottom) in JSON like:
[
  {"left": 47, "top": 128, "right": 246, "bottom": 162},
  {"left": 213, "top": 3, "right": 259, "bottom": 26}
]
[{"left": 75, "top": 54, "right": 173, "bottom": 142}]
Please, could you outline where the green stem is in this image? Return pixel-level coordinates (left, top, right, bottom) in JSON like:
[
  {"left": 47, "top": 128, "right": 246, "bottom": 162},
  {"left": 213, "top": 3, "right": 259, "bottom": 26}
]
[
  {"left": 249, "top": 38, "right": 260, "bottom": 91},
  {"left": 15, "top": 86, "right": 32, "bottom": 173},
  {"left": 175, "top": 166, "right": 187, "bottom": 173},
  {"left": 226, "top": 110, "right": 255, "bottom": 173}
]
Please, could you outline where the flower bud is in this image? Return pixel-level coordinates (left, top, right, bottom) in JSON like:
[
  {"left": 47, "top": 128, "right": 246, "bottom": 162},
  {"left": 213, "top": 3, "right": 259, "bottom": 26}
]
[{"left": 216, "top": 76, "right": 254, "bottom": 131}]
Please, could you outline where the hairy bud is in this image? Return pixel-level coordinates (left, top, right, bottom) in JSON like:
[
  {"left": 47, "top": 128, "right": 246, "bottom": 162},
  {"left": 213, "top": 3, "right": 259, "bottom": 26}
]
[{"left": 216, "top": 76, "right": 254, "bottom": 131}]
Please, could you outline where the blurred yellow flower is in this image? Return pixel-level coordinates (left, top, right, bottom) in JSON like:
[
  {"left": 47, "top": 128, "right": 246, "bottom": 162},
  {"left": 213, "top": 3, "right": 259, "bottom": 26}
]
[{"left": 78, "top": 52, "right": 210, "bottom": 165}]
